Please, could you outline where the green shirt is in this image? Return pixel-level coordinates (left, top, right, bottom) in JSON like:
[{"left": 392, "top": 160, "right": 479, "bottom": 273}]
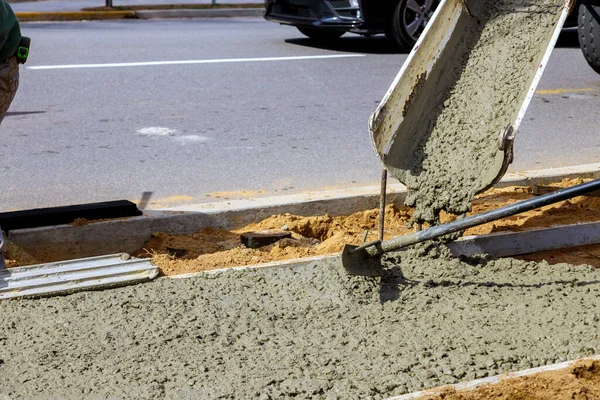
[{"left": 0, "top": 0, "right": 20, "bottom": 61}]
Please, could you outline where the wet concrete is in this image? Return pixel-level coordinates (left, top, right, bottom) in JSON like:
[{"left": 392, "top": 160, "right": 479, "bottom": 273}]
[
  {"left": 1, "top": 245, "right": 600, "bottom": 399},
  {"left": 386, "top": 0, "right": 564, "bottom": 224}
]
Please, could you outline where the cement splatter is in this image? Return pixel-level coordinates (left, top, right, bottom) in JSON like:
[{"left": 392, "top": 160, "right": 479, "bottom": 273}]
[
  {"left": 136, "top": 126, "right": 177, "bottom": 136},
  {"left": 174, "top": 135, "right": 210, "bottom": 143},
  {"left": 388, "top": 0, "right": 564, "bottom": 225},
  {"left": 1, "top": 246, "right": 600, "bottom": 399}
]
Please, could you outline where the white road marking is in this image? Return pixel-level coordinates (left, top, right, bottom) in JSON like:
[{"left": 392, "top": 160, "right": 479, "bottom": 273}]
[{"left": 28, "top": 54, "right": 366, "bottom": 70}]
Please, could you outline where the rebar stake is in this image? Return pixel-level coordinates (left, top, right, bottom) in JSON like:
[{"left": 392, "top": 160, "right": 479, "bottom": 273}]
[
  {"left": 0, "top": 227, "right": 5, "bottom": 270},
  {"left": 379, "top": 169, "right": 387, "bottom": 241}
]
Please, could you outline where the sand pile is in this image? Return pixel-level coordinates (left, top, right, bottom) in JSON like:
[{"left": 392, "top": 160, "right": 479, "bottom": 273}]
[
  {"left": 5, "top": 181, "right": 598, "bottom": 274},
  {"left": 4, "top": 181, "right": 599, "bottom": 275},
  {"left": 425, "top": 360, "right": 600, "bottom": 400},
  {"left": 135, "top": 182, "right": 600, "bottom": 276}
]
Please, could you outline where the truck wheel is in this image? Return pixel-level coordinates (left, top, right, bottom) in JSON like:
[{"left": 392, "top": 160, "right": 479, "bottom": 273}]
[
  {"left": 578, "top": 0, "right": 600, "bottom": 74},
  {"left": 297, "top": 27, "right": 345, "bottom": 42},
  {"left": 386, "top": 0, "right": 438, "bottom": 52}
]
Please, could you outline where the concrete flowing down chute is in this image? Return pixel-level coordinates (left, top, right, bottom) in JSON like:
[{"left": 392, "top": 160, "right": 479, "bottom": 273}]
[{"left": 341, "top": 0, "right": 590, "bottom": 276}]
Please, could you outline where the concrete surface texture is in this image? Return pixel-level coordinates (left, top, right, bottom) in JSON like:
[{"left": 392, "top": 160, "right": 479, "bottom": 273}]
[
  {"left": 9, "top": 0, "right": 258, "bottom": 12},
  {"left": 1, "top": 244, "right": 600, "bottom": 398},
  {"left": 388, "top": 0, "right": 563, "bottom": 225}
]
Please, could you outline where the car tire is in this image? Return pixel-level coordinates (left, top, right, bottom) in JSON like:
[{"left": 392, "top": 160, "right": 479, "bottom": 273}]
[
  {"left": 578, "top": 0, "right": 600, "bottom": 74},
  {"left": 386, "top": 0, "right": 438, "bottom": 52},
  {"left": 297, "top": 27, "right": 345, "bottom": 42}
]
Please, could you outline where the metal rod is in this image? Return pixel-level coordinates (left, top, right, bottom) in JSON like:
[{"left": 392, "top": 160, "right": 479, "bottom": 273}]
[
  {"left": 379, "top": 169, "right": 387, "bottom": 241},
  {"left": 362, "top": 230, "right": 369, "bottom": 244},
  {"left": 0, "top": 227, "right": 5, "bottom": 269},
  {"left": 363, "top": 178, "right": 600, "bottom": 257},
  {"left": 137, "top": 191, "right": 153, "bottom": 211}
]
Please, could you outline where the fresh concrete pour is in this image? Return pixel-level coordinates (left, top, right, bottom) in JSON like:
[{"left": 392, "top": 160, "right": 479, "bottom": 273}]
[
  {"left": 387, "top": 0, "right": 563, "bottom": 225},
  {"left": 1, "top": 246, "right": 600, "bottom": 398}
]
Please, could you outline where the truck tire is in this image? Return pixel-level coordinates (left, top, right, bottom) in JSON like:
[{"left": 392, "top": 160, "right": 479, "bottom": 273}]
[
  {"left": 297, "top": 27, "right": 344, "bottom": 42},
  {"left": 386, "top": 0, "right": 438, "bottom": 52},
  {"left": 578, "top": 0, "right": 600, "bottom": 74}
]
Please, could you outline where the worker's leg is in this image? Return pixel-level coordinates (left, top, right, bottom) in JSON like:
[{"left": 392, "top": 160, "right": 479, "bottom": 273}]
[
  {"left": 0, "top": 56, "right": 19, "bottom": 124},
  {"left": 0, "top": 56, "right": 18, "bottom": 269}
]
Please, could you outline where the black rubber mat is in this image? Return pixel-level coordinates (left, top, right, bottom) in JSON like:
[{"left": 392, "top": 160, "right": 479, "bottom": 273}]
[{"left": 0, "top": 200, "right": 142, "bottom": 233}]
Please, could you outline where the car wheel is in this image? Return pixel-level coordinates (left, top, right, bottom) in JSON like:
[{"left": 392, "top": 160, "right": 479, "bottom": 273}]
[
  {"left": 578, "top": 0, "right": 600, "bottom": 74},
  {"left": 297, "top": 27, "right": 345, "bottom": 42},
  {"left": 386, "top": 0, "right": 439, "bottom": 52}
]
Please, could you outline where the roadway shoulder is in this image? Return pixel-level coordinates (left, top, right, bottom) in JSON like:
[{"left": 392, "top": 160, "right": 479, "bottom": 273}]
[
  {"left": 15, "top": 11, "right": 138, "bottom": 21},
  {"left": 135, "top": 8, "right": 264, "bottom": 19},
  {"left": 15, "top": 8, "right": 264, "bottom": 22}
]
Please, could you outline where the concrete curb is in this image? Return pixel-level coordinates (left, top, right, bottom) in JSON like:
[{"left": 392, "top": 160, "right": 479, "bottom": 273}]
[
  {"left": 135, "top": 8, "right": 263, "bottom": 19},
  {"left": 386, "top": 354, "right": 600, "bottom": 399},
  {"left": 5, "top": 163, "right": 600, "bottom": 264},
  {"left": 15, "top": 10, "right": 137, "bottom": 21},
  {"left": 15, "top": 8, "right": 263, "bottom": 22}
]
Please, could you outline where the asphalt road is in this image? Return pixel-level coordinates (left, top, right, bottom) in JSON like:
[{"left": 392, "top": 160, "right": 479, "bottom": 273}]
[{"left": 1, "top": 19, "right": 598, "bottom": 212}]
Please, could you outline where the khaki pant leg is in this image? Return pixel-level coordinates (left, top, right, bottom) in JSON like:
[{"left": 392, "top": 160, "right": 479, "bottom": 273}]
[{"left": 0, "top": 56, "right": 19, "bottom": 125}]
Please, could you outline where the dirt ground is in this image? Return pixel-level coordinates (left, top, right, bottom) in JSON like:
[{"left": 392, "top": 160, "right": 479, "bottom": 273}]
[
  {"left": 424, "top": 360, "right": 600, "bottom": 400},
  {"left": 138, "top": 180, "right": 600, "bottom": 276},
  {"left": 4, "top": 180, "right": 600, "bottom": 275}
]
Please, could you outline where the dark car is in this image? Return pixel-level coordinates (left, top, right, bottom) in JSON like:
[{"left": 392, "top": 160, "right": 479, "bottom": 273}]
[
  {"left": 265, "top": 0, "right": 600, "bottom": 73},
  {"left": 264, "top": 0, "right": 439, "bottom": 51}
]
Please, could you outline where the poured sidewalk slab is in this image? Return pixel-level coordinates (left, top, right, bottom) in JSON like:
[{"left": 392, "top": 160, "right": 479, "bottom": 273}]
[{"left": 2, "top": 244, "right": 600, "bottom": 397}]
